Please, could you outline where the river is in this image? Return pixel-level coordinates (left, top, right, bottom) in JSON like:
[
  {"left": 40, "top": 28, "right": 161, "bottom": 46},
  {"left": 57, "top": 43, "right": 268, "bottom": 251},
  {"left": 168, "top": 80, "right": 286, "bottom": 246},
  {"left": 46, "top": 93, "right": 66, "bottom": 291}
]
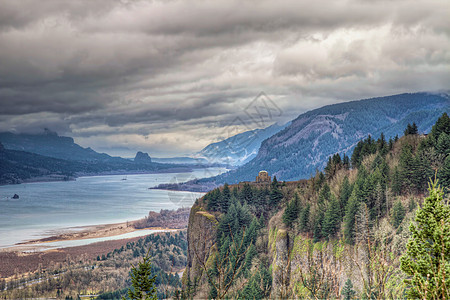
[{"left": 0, "top": 167, "right": 225, "bottom": 248}]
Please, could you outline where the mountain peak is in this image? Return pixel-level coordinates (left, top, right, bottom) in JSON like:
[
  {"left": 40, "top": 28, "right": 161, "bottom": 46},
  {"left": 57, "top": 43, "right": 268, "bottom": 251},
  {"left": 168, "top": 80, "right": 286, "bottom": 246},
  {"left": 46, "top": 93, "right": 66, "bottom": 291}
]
[{"left": 134, "top": 151, "right": 152, "bottom": 163}]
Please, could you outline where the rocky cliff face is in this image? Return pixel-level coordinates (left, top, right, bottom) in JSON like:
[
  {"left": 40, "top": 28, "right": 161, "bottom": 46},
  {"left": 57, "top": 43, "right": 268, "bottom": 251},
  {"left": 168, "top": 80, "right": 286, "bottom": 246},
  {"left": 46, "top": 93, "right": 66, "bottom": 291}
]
[
  {"left": 183, "top": 204, "right": 218, "bottom": 293},
  {"left": 271, "top": 229, "right": 290, "bottom": 298}
]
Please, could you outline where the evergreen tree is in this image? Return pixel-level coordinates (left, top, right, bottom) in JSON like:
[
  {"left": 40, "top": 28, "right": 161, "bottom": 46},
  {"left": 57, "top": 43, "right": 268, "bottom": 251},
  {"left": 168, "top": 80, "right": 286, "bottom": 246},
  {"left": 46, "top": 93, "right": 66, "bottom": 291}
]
[
  {"left": 282, "top": 193, "right": 300, "bottom": 228},
  {"left": 318, "top": 183, "right": 331, "bottom": 207},
  {"left": 398, "top": 144, "right": 415, "bottom": 193},
  {"left": 374, "top": 182, "right": 386, "bottom": 219},
  {"left": 324, "top": 156, "right": 333, "bottom": 179},
  {"left": 314, "top": 171, "right": 326, "bottom": 191},
  {"left": 313, "top": 210, "right": 325, "bottom": 242},
  {"left": 241, "top": 264, "right": 272, "bottom": 299},
  {"left": 241, "top": 273, "right": 263, "bottom": 299},
  {"left": 344, "top": 186, "right": 360, "bottom": 244},
  {"left": 379, "top": 159, "right": 390, "bottom": 185},
  {"left": 400, "top": 180, "right": 450, "bottom": 299},
  {"left": 207, "top": 189, "right": 220, "bottom": 211},
  {"left": 364, "top": 170, "right": 380, "bottom": 219},
  {"left": 322, "top": 196, "right": 341, "bottom": 238},
  {"left": 343, "top": 154, "right": 350, "bottom": 169},
  {"left": 391, "top": 200, "right": 406, "bottom": 229},
  {"left": 299, "top": 203, "right": 310, "bottom": 232},
  {"left": 377, "top": 132, "right": 388, "bottom": 156},
  {"left": 257, "top": 187, "right": 269, "bottom": 209},
  {"left": 391, "top": 166, "right": 402, "bottom": 195},
  {"left": 388, "top": 138, "right": 394, "bottom": 151},
  {"left": 341, "top": 279, "right": 356, "bottom": 300},
  {"left": 412, "top": 122, "right": 418, "bottom": 134},
  {"left": 430, "top": 112, "right": 450, "bottom": 143},
  {"left": 271, "top": 176, "right": 279, "bottom": 188},
  {"left": 220, "top": 183, "right": 231, "bottom": 212},
  {"left": 270, "top": 183, "right": 283, "bottom": 207},
  {"left": 240, "top": 183, "right": 254, "bottom": 205},
  {"left": 125, "top": 251, "right": 157, "bottom": 300},
  {"left": 413, "top": 150, "right": 433, "bottom": 193},
  {"left": 438, "top": 155, "right": 450, "bottom": 194},
  {"left": 339, "top": 176, "right": 353, "bottom": 214},
  {"left": 404, "top": 122, "right": 418, "bottom": 135},
  {"left": 351, "top": 140, "right": 363, "bottom": 167},
  {"left": 408, "top": 197, "right": 417, "bottom": 212},
  {"left": 436, "top": 132, "right": 450, "bottom": 156}
]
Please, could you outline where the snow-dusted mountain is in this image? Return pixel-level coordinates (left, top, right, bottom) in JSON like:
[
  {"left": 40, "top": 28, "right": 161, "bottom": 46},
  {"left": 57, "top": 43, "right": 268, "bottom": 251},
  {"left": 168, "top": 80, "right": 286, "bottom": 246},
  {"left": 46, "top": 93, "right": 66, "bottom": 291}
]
[{"left": 198, "top": 122, "right": 290, "bottom": 166}]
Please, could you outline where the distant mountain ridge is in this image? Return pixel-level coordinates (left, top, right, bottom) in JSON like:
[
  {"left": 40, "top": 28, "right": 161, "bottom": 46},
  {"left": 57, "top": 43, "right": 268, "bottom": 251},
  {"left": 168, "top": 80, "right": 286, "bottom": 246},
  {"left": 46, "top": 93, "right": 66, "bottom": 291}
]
[
  {"left": 0, "top": 129, "right": 125, "bottom": 163},
  {"left": 0, "top": 132, "right": 195, "bottom": 185},
  {"left": 208, "top": 92, "right": 449, "bottom": 184},
  {"left": 0, "top": 144, "right": 192, "bottom": 185},
  {"left": 198, "top": 122, "right": 289, "bottom": 166}
]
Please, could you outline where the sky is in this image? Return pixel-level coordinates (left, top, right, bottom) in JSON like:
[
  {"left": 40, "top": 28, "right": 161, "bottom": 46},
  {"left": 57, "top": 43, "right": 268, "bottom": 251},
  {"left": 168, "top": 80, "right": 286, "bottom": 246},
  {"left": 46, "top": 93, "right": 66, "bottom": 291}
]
[{"left": 0, "top": 0, "right": 449, "bottom": 157}]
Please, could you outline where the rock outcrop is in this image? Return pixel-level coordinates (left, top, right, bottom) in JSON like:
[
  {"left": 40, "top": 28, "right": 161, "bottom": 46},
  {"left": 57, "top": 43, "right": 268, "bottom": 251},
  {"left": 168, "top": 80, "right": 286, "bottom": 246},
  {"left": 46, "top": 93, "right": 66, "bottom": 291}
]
[
  {"left": 271, "top": 229, "right": 290, "bottom": 298},
  {"left": 183, "top": 204, "right": 218, "bottom": 292},
  {"left": 134, "top": 151, "right": 152, "bottom": 163}
]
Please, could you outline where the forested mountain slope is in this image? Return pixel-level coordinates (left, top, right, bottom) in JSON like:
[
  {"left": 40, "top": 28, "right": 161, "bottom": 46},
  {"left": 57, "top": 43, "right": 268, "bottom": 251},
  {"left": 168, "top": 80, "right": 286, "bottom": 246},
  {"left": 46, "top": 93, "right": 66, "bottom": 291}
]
[
  {"left": 182, "top": 113, "right": 450, "bottom": 299},
  {"left": 209, "top": 92, "right": 449, "bottom": 183}
]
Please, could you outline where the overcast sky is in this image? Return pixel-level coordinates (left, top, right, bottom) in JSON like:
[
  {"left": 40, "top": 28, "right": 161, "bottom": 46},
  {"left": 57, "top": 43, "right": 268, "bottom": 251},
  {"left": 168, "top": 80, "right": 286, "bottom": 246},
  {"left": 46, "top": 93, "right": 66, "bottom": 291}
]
[{"left": 0, "top": 0, "right": 449, "bottom": 157}]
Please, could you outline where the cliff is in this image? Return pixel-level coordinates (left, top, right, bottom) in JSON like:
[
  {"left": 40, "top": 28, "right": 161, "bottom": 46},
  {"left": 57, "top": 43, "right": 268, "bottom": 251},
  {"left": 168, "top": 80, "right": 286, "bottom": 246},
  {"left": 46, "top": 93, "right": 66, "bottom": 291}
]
[{"left": 183, "top": 203, "right": 218, "bottom": 297}]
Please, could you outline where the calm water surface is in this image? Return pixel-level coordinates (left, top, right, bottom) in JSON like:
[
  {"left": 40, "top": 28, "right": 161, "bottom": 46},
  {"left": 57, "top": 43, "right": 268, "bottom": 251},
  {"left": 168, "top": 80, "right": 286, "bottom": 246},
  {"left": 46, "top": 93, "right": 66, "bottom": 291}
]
[{"left": 0, "top": 168, "right": 225, "bottom": 248}]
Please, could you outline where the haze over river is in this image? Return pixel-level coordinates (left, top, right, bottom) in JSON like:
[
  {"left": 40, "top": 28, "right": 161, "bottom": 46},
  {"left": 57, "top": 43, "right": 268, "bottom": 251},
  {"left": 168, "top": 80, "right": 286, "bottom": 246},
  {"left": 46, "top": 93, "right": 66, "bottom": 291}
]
[{"left": 0, "top": 168, "right": 226, "bottom": 249}]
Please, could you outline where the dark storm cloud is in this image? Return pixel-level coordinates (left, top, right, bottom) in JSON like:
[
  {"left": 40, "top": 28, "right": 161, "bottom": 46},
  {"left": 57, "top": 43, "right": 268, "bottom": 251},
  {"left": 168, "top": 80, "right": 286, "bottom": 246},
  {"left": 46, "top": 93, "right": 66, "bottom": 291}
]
[{"left": 0, "top": 0, "right": 448, "bottom": 156}]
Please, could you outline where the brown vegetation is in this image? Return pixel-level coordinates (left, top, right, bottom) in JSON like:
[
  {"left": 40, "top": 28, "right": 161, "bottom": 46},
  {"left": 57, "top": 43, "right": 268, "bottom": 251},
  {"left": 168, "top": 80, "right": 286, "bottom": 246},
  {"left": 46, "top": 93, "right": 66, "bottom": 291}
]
[{"left": 134, "top": 207, "right": 191, "bottom": 229}]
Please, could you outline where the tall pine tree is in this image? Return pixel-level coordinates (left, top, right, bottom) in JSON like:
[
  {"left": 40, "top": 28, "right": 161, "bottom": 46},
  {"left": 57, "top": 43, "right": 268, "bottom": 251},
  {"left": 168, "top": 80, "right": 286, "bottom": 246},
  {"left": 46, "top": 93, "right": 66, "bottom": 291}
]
[
  {"left": 322, "top": 196, "right": 341, "bottom": 238},
  {"left": 125, "top": 251, "right": 157, "bottom": 300},
  {"left": 400, "top": 180, "right": 450, "bottom": 299},
  {"left": 282, "top": 193, "right": 300, "bottom": 228}
]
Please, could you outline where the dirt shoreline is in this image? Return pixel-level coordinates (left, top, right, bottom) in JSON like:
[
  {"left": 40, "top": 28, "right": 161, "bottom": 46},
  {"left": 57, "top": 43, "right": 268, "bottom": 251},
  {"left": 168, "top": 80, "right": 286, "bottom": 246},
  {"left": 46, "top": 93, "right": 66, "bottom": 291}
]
[
  {"left": 0, "top": 220, "right": 177, "bottom": 255},
  {"left": 16, "top": 220, "right": 162, "bottom": 245}
]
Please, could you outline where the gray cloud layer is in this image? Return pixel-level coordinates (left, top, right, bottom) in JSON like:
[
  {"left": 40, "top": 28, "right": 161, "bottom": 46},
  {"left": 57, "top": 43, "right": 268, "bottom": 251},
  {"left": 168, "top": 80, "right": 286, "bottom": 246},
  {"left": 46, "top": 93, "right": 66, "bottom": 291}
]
[{"left": 0, "top": 0, "right": 449, "bottom": 156}]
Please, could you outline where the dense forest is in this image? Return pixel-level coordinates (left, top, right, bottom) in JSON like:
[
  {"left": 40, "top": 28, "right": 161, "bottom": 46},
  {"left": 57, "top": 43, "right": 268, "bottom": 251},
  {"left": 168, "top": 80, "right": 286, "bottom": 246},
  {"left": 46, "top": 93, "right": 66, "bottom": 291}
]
[{"left": 183, "top": 112, "right": 450, "bottom": 299}]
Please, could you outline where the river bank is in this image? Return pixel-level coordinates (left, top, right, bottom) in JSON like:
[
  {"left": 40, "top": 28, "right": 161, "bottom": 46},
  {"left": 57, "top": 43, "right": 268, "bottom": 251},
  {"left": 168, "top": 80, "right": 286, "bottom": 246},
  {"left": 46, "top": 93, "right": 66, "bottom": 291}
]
[
  {"left": 0, "top": 205, "right": 191, "bottom": 278},
  {"left": 2, "top": 206, "right": 191, "bottom": 253},
  {"left": 0, "top": 228, "right": 181, "bottom": 279}
]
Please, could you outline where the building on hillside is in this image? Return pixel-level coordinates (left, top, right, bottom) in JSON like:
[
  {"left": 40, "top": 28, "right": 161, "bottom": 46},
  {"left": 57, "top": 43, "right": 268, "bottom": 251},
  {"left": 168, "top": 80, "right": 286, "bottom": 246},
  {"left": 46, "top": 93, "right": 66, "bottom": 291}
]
[{"left": 255, "top": 170, "right": 271, "bottom": 183}]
